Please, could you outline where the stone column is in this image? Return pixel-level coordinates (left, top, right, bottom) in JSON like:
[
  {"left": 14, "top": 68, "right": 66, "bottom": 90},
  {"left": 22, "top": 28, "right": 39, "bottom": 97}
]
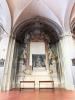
[
  {"left": 59, "top": 33, "right": 74, "bottom": 90},
  {"left": 1, "top": 36, "right": 15, "bottom": 91}
]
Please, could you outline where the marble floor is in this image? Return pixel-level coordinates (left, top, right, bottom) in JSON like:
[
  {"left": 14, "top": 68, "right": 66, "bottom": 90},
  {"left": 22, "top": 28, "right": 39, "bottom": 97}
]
[{"left": 0, "top": 89, "right": 75, "bottom": 100}]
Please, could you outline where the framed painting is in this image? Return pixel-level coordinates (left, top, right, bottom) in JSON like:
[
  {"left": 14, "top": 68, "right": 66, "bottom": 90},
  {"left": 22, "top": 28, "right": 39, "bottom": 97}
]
[{"left": 32, "top": 54, "right": 46, "bottom": 68}]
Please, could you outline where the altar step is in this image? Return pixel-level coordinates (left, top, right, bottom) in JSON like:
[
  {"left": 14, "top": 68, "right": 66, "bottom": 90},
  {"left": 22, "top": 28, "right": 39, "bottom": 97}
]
[{"left": 16, "top": 68, "right": 59, "bottom": 88}]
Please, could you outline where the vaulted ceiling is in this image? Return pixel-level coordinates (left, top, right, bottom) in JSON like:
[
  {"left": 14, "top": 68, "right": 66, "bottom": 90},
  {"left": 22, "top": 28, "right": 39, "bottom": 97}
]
[
  {"left": 0, "top": 0, "right": 75, "bottom": 35},
  {"left": 0, "top": 0, "right": 75, "bottom": 59},
  {"left": 6, "top": 0, "right": 75, "bottom": 32}
]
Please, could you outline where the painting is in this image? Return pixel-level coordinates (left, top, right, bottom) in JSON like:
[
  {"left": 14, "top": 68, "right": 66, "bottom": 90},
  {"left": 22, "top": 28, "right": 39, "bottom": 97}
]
[{"left": 32, "top": 54, "right": 46, "bottom": 68}]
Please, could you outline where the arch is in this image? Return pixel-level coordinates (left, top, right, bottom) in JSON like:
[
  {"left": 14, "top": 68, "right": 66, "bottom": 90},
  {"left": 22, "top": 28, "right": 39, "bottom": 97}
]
[
  {"left": 70, "top": 3, "right": 75, "bottom": 33},
  {"left": 64, "top": 0, "right": 75, "bottom": 31},
  {"left": 70, "top": 18, "right": 75, "bottom": 33},
  {"left": 70, "top": 3, "right": 75, "bottom": 22},
  {"left": 13, "top": 16, "right": 63, "bottom": 44}
]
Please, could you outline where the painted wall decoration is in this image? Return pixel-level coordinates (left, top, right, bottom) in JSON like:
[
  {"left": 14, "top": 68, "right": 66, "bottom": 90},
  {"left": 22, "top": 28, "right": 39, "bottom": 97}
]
[{"left": 32, "top": 54, "right": 46, "bottom": 68}]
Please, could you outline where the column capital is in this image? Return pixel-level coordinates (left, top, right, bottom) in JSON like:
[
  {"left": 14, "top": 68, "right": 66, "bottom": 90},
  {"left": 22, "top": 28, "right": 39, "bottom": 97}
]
[{"left": 59, "top": 32, "right": 73, "bottom": 40}]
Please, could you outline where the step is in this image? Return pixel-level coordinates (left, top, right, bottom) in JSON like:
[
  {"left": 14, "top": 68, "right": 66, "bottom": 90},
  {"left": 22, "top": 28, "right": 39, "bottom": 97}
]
[{"left": 16, "top": 67, "right": 59, "bottom": 88}]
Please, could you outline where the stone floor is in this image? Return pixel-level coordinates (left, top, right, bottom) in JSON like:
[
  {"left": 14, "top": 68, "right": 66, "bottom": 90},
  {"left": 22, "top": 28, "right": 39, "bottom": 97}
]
[{"left": 0, "top": 89, "right": 75, "bottom": 100}]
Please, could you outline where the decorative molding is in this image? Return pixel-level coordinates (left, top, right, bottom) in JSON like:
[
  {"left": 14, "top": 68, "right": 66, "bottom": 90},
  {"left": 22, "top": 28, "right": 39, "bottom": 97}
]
[{"left": 59, "top": 32, "right": 73, "bottom": 40}]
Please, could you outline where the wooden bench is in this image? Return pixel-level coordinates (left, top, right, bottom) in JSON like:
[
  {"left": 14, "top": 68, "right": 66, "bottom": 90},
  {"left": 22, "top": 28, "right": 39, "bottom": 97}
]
[
  {"left": 39, "top": 81, "right": 54, "bottom": 89},
  {"left": 20, "top": 81, "right": 35, "bottom": 91}
]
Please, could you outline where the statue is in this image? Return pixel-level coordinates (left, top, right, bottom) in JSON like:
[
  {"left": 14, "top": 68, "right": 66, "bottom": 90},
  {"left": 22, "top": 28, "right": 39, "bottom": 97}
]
[
  {"left": 48, "top": 49, "right": 54, "bottom": 67},
  {"left": 22, "top": 45, "right": 32, "bottom": 76},
  {"left": 48, "top": 48, "right": 58, "bottom": 80},
  {"left": 23, "top": 48, "right": 27, "bottom": 65},
  {"left": 48, "top": 48, "right": 57, "bottom": 70}
]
